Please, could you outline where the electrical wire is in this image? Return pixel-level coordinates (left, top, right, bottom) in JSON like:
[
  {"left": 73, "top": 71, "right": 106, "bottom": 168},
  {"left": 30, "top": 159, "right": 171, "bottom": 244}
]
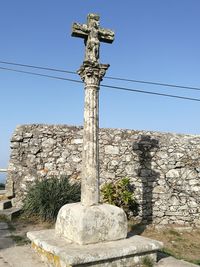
[
  {"left": 0, "top": 66, "right": 82, "bottom": 84},
  {"left": 0, "top": 65, "right": 200, "bottom": 103},
  {"left": 101, "top": 84, "right": 200, "bottom": 102},
  {"left": 0, "top": 60, "right": 76, "bottom": 75},
  {"left": 105, "top": 76, "right": 200, "bottom": 92},
  {"left": 0, "top": 60, "right": 200, "bottom": 92}
]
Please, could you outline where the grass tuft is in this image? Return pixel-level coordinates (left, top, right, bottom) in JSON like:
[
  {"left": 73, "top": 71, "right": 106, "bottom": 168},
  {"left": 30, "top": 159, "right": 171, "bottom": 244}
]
[
  {"left": 23, "top": 176, "right": 80, "bottom": 222},
  {"left": 141, "top": 256, "right": 154, "bottom": 267}
]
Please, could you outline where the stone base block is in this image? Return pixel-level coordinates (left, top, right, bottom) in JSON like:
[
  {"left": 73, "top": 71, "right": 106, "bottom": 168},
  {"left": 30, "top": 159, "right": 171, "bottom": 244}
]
[
  {"left": 55, "top": 203, "right": 127, "bottom": 245},
  {"left": 27, "top": 229, "right": 163, "bottom": 267}
]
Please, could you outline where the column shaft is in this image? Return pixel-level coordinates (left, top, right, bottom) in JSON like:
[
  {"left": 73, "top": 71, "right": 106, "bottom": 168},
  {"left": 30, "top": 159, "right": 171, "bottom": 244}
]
[{"left": 81, "top": 84, "right": 99, "bottom": 206}]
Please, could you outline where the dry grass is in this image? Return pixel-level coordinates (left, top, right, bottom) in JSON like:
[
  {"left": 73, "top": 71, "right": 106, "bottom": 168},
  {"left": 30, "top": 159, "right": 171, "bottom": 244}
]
[
  {"left": 129, "top": 221, "right": 200, "bottom": 265},
  {"left": 0, "top": 195, "right": 8, "bottom": 201}
]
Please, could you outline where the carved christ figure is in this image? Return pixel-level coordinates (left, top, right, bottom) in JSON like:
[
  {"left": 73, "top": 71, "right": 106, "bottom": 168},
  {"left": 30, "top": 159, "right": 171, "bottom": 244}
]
[
  {"left": 72, "top": 14, "right": 114, "bottom": 64},
  {"left": 85, "top": 18, "right": 100, "bottom": 62}
]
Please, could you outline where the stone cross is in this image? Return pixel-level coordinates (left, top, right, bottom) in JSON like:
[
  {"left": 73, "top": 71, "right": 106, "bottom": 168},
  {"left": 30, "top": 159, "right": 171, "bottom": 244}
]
[
  {"left": 72, "top": 13, "right": 114, "bottom": 63},
  {"left": 72, "top": 14, "right": 114, "bottom": 206}
]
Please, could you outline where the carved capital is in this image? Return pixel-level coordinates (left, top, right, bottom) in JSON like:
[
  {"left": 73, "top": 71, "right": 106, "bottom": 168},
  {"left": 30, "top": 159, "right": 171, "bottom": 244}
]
[{"left": 78, "top": 61, "right": 109, "bottom": 87}]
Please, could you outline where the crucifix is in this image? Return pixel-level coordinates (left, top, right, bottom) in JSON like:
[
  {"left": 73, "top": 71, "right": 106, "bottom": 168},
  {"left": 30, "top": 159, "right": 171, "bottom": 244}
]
[
  {"left": 72, "top": 13, "right": 114, "bottom": 63},
  {"left": 72, "top": 14, "right": 114, "bottom": 206}
]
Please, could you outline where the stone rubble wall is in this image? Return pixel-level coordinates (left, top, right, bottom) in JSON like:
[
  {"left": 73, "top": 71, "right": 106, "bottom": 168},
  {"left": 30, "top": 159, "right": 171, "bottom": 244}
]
[{"left": 6, "top": 124, "right": 200, "bottom": 226}]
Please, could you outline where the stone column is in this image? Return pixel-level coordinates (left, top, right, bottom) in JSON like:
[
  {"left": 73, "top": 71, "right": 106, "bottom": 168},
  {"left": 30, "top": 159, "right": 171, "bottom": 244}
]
[
  {"left": 78, "top": 62, "right": 109, "bottom": 206},
  {"left": 55, "top": 14, "right": 127, "bottom": 245}
]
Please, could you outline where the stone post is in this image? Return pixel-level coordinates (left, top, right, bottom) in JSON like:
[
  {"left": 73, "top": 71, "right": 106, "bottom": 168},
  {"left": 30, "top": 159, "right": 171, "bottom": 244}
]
[{"left": 78, "top": 62, "right": 109, "bottom": 206}]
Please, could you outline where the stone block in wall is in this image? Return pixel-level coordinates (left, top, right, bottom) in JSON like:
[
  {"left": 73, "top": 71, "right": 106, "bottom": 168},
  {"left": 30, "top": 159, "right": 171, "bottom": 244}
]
[{"left": 105, "top": 145, "right": 119, "bottom": 155}]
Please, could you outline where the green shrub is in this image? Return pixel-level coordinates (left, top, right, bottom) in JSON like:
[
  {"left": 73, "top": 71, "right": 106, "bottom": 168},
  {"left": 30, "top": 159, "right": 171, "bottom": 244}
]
[
  {"left": 23, "top": 176, "right": 80, "bottom": 222},
  {"left": 101, "top": 177, "right": 137, "bottom": 218}
]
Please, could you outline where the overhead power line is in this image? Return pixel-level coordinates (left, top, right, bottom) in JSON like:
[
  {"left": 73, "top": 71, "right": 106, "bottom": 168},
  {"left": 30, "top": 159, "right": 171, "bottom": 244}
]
[
  {"left": 101, "top": 84, "right": 200, "bottom": 102},
  {"left": 0, "top": 66, "right": 82, "bottom": 84},
  {"left": 0, "top": 60, "right": 76, "bottom": 75},
  {"left": 105, "top": 76, "right": 200, "bottom": 92},
  {"left": 0, "top": 60, "right": 200, "bottom": 92},
  {"left": 0, "top": 65, "right": 200, "bottom": 103}
]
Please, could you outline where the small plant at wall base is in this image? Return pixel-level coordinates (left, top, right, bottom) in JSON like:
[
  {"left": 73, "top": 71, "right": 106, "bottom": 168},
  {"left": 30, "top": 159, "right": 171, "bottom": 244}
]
[
  {"left": 141, "top": 256, "right": 154, "bottom": 267},
  {"left": 101, "top": 177, "right": 138, "bottom": 218},
  {"left": 23, "top": 176, "right": 81, "bottom": 222}
]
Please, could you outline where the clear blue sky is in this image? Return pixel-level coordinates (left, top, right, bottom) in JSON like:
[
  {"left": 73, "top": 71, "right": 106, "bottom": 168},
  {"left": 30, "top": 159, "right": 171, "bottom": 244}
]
[{"left": 1, "top": 0, "right": 200, "bottom": 177}]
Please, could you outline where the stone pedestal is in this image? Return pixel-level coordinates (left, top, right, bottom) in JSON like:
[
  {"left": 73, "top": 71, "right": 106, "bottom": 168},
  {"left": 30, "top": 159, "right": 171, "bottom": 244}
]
[
  {"left": 27, "top": 229, "right": 163, "bottom": 267},
  {"left": 55, "top": 203, "right": 127, "bottom": 245}
]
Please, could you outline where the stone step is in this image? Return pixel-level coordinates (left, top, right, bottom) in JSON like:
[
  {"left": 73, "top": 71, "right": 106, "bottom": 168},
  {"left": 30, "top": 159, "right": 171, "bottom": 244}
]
[
  {"left": 0, "top": 200, "right": 12, "bottom": 210},
  {"left": 0, "top": 190, "right": 6, "bottom": 195},
  {"left": 0, "top": 207, "right": 21, "bottom": 221},
  {"left": 27, "top": 229, "right": 163, "bottom": 267}
]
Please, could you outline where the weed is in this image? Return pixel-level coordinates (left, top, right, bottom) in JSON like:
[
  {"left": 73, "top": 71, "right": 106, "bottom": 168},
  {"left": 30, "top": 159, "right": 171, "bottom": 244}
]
[
  {"left": 141, "top": 256, "right": 154, "bottom": 267},
  {"left": 191, "top": 259, "right": 200, "bottom": 265},
  {"left": 167, "top": 229, "right": 181, "bottom": 237},
  {"left": 161, "top": 247, "right": 175, "bottom": 257}
]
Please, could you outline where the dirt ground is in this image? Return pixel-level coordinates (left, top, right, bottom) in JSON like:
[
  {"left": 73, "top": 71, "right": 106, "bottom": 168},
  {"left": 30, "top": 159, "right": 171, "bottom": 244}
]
[
  {"left": 1, "top": 215, "right": 54, "bottom": 246},
  {"left": 129, "top": 221, "right": 200, "bottom": 266}
]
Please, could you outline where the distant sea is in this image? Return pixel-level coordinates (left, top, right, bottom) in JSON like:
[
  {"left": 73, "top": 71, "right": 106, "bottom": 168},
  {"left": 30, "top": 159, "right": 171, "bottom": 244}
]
[{"left": 0, "top": 173, "right": 6, "bottom": 184}]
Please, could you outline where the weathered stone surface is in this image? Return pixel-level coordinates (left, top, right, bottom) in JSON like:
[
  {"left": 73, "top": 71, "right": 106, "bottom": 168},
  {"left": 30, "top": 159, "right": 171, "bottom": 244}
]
[
  {"left": 6, "top": 125, "right": 200, "bottom": 226},
  {"left": 55, "top": 203, "right": 127, "bottom": 245},
  {"left": 156, "top": 256, "right": 198, "bottom": 267},
  {"left": 71, "top": 14, "right": 114, "bottom": 207},
  {"left": 72, "top": 14, "right": 114, "bottom": 64},
  {"left": 105, "top": 145, "right": 119, "bottom": 155},
  {"left": 27, "top": 229, "right": 163, "bottom": 267},
  {"left": 78, "top": 63, "right": 109, "bottom": 206}
]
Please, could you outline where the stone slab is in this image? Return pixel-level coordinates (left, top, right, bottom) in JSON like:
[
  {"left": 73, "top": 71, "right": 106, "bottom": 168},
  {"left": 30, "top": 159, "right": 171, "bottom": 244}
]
[
  {"left": 0, "top": 190, "right": 6, "bottom": 195},
  {"left": 0, "top": 222, "right": 9, "bottom": 230},
  {"left": 0, "top": 207, "right": 21, "bottom": 221},
  {"left": 0, "top": 229, "right": 10, "bottom": 238},
  {"left": 27, "top": 229, "right": 163, "bottom": 267},
  {"left": 156, "top": 256, "right": 198, "bottom": 267},
  {"left": 55, "top": 203, "right": 127, "bottom": 245}
]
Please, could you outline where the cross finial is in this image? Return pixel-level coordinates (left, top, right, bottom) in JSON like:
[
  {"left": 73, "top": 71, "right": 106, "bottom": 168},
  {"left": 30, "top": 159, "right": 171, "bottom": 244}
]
[{"left": 72, "top": 13, "right": 114, "bottom": 63}]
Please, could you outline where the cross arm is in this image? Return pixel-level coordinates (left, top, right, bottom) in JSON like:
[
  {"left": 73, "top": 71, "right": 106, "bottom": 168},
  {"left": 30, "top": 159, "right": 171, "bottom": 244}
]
[
  {"left": 99, "top": 28, "right": 115, "bottom": 44},
  {"left": 71, "top": 23, "right": 89, "bottom": 39}
]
